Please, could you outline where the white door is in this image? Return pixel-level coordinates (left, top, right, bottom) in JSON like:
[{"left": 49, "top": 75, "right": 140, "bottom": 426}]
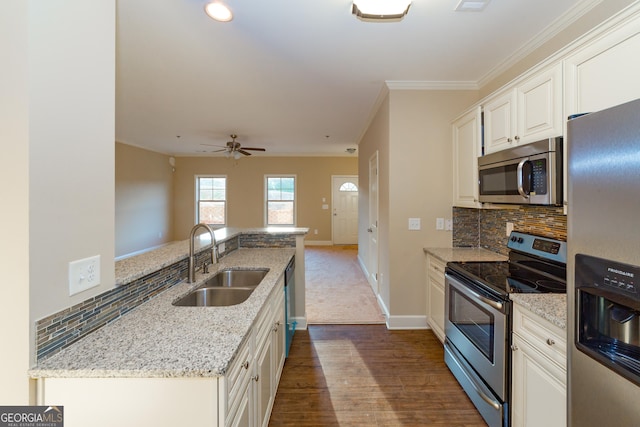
[
  {"left": 331, "top": 176, "right": 358, "bottom": 244},
  {"left": 368, "top": 152, "right": 379, "bottom": 293}
]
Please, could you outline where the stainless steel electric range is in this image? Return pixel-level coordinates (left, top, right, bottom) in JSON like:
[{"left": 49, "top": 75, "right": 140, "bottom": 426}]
[{"left": 443, "top": 231, "right": 567, "bottom": 427}]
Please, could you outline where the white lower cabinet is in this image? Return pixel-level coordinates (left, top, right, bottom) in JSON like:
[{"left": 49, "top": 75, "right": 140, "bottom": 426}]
[
  {"left": 227, "top": 277, "right": 286, "bottom": 427},
  {"left": 511, "top": 303, "right": 567, "bottom": 427},
  {"left": 38, "top": 276, "right": 287, "bottom": 427},
  {"left": 426, "top": 254, "right": 446, "bottom": 343}
]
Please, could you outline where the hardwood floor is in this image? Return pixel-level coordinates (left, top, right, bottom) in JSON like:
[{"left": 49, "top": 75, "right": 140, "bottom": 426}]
[{"left": 269, "top": 325, "right": 486, "bottom": 426}]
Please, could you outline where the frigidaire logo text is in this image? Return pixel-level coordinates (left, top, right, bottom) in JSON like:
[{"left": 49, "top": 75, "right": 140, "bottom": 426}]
[{"left": 608, "top": 267, "right": 634, "bottom": 278}]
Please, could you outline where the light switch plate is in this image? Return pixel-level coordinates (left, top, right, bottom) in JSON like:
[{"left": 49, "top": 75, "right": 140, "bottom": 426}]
[
  {"left": 436, "top": 218, "right": 445, "bottom": 230},
  {"left": 408, "top": 218, "right": 421, "bottom": 230},
  {"left": 69, "top": 255, "right": 101, "bottom": 296}
]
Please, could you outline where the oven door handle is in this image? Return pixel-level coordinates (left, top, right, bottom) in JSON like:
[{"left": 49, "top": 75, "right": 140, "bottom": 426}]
[{"left": 458, "top": 280, "right": 504, "bottom": 311}]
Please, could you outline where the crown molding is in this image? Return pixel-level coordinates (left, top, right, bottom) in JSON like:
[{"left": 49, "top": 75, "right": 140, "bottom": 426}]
[
  {"left": 385, "top": 80, "right": 479, "bottom": 90},
  {"left": 477, "top": 0, "right": 603, "bottom": 88}
]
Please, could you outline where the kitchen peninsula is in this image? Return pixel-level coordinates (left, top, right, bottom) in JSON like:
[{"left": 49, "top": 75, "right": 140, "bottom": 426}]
[{"left": 30, "top": 227, "right": 307, "bottom": 427}]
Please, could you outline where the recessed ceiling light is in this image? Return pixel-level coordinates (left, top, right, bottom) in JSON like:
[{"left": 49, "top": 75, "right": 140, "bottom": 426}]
[
  {"left": 352, "top": 0, "right": 412, "bottom": 21},
  {"left": 455, "top": 0, "right": 491, "bottom": 12},
  {"left": 205, "top": 2, "right": 233, "bottom": 22}
]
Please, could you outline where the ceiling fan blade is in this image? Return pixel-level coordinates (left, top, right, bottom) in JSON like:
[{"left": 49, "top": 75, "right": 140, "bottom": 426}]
[
  {"left": 241, "top": 147, "right": 266, "bottom": 151},
  {"left": 200, "top": 143, "right": 227, "bottom": 148},
  {"left": 238, "top": 149, "right": 252, "bottom": 156}
]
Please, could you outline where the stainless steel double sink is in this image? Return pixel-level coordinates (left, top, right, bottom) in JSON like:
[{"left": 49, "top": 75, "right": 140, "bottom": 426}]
[{"left": 173, "top": 269, "right": 269, "bottom": 307}]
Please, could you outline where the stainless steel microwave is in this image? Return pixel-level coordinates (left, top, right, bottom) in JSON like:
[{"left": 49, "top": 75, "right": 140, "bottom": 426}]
[{"left": 478, "top": 137, "right": 563, "bottom": 206}]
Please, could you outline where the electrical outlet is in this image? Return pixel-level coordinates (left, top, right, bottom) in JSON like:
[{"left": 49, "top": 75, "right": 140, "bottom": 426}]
[
  {"left": 506, "top": 222, "right": 514, "bottom": 236},
  {"left": 69, "top": 255, "right": 101, "bottom": 296},
  {"left": 436, "top": 218, "right": 445, "bottom": 230},
  {"left": 408, "top": 218, "right": 421, "bottom": 230},
  {"left": 314, "top": 229, "right": 318, "bottom": 235},
  {"left": 445, "top": 219, "right": 453, "bottom": 231},
  {"left": 219, "top": 242, "right": 226, "bottom": 253}
]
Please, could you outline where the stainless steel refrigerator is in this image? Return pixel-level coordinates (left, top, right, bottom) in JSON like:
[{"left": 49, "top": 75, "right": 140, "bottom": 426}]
[{"left": 567, "top": 98, "right": 640, "bottom": 426}]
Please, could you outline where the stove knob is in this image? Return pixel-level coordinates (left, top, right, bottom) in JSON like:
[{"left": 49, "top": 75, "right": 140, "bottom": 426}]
[
  {"left": 517, "top": 237, "right": 524, "bottom": 243},
  {"left": 510, "top": 236, "right": 517, "bottom": 242}
]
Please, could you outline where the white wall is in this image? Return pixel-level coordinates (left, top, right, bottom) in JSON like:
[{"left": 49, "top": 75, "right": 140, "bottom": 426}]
[
  {"left": 0, "top": 0, "right": 31, "bottom": 404},
  {"left": 29, "top": 0, "right": 116, "bottom": 361}
]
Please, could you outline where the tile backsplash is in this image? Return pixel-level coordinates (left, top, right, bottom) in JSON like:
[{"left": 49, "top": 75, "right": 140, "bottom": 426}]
[{"left": 453, "top": 206, "right": 567, "bottom": 256}]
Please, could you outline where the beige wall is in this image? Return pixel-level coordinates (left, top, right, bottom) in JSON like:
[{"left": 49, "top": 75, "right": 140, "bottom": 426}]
[
  {"left": 1, "top": 0, "right": 30, "bottom": 404},
  {"left": 480, "top": 0, "right": 636, "bottom": 97},
  {"left": 358, "top": 89, "right": 479, "bottom": 322},
  {"left": 115, "top": 143, "right": 174, "bottom": 257},
  {"left": 358, "top": 93, "right": 391, "bottom": 306},
  {"left": 172, "top": 156, "right": 358, "bottom": 242}
]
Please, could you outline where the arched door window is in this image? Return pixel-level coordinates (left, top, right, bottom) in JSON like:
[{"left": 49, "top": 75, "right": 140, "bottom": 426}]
[{"left": 339, "top": 182, "right": 358, "bottom": 192}]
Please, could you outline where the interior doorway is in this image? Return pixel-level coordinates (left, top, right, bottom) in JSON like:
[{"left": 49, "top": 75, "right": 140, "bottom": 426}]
[{"left": 331, "top": 175, "right": 358, "bottom": 245}]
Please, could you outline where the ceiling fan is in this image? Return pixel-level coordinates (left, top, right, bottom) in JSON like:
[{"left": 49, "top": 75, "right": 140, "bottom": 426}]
[{"left": 202, "top": 134, "right": 266, "bottom": 159}]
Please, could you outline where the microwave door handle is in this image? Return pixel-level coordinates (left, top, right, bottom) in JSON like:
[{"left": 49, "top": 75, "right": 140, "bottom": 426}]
[{"left": 517, "top": 159, "right": 530, "bottom": 198}]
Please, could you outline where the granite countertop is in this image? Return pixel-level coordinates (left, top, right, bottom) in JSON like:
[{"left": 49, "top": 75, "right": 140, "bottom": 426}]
[
  {"left": 510, "top": 294, "right": 567, "bottom": 330},
  {"left": 115, "top": 227, "right": 307, "bottom": 285},
  {"left": 30, "top": 248, "right": 295, "bottom": 379},
  {"left": 424, "top": 247, "right": 508, "bottom": 263}
]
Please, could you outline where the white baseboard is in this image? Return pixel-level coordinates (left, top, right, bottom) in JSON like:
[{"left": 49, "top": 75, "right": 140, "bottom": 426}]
[
  {"left": 386, "top": 315, "right": 429, "bottom": 330},
  {"left": 292, "top": 316, "right": 307, "bottom": 330},
  {"left": 304, "top": 240, "right": 333, "bottom": 246}
]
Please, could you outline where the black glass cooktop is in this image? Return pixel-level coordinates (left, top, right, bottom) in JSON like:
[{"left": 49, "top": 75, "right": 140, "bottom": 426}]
[{"left": 447, "top": 260, "right": 566, "bottom": 297}]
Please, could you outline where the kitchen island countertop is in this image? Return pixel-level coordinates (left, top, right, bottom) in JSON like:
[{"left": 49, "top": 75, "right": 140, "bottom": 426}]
[
  {"left": 115, "top": 227, "right": 307, "bottom": 285},
  {"left": 30, "top": 248, "right": 294, "bottom": 379}
]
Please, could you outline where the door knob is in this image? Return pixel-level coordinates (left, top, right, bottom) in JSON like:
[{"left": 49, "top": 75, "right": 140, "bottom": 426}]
[{"left": 367, "top": 228, "right": 373, "bottom": 233}]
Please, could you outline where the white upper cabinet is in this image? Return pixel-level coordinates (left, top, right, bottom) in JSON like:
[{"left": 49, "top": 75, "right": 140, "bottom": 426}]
[
  {"left": 483, "top": 90, "right": 517, "bottom": 154},
  {"left": 484, "top": 63, "right": 563, "bottom": 155},
  {"left": 564, "top": 12, "right": 640, "bottom": 117},
  {"left": 452, "top": 106, "right": 482, "bottom": 208}
]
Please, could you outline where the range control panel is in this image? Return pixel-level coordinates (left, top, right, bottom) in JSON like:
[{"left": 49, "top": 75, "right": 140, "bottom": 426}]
[
  {"left": 507, "top": 231, "right": 567, "bottom": 264},
  {"left": 576, "top": 253, "right": 639, "bottom": 297}
]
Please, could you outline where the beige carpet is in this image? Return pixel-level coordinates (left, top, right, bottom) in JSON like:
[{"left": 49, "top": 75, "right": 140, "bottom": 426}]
[{"left": 305, "top": 245, "right": 386, "bottom": 324}]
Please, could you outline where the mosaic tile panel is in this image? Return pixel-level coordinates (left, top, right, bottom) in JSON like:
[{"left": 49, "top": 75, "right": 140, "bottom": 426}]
[
  {"left": 452, "top": 207, "right": 480, "bottom": 247},
  {"left": 36, "top": 250, "right": 212, "bottom": 361},
  {"left": 239, "top": 233, "right": 296, "bottom": 248},
  {"left": 453, "top": 206, "right": 567, "bottom": 256}
]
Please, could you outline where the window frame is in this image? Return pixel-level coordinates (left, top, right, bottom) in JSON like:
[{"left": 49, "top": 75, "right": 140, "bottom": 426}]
[
  {"left": 195, "top": 174, "right": 227, "bottom": 227},
  {"left": 264, "top": 174, "right": 297, "bottom": 227}
]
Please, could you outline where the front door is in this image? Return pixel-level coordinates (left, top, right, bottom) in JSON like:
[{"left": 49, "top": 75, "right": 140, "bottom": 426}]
[{"left": 331, "top": 176, "right": 358, "bottom": 245}]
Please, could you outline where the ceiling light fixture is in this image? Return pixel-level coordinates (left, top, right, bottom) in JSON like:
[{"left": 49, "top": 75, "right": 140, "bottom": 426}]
[
  {"left": 352, "top": 0, "right": 411, "bottom": 21},
  {"left": 205, "top": 1, "right": 233, "bottom": 22},
  {"left": 454, "top": 0, "right": 491, "bottom": 12}
]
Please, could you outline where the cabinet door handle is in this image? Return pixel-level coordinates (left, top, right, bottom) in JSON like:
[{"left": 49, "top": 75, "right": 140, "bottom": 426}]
[
  {"left": 273, "top": 321, "right": 281, "bottom": 332},
  {"left": 252, "top": 375, "right": 260, "bottom": 382},
  {"left": 511, "top": 344, "right": 519, "bottom": 351},
  {"left": 546, "top": 338, "right": 555, "bottom": 346},
  {"left": 507, "top": 138, "right": 513, "bottom": 143},
  {"left": 242, "top": 361, "right": 249, "bottom": 370},
  {"left": 514, "top": 135, "right": 520, "bottom": 141}
]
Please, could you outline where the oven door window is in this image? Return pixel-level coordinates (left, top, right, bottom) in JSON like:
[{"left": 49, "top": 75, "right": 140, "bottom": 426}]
[{"left": 449, "top": 285, "right": 495, "bottom": 361}]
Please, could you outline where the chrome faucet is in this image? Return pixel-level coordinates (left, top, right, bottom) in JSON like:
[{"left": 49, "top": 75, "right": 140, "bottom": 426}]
[{"left": 188, "top": 223, "right": 218, "bottom": 283}]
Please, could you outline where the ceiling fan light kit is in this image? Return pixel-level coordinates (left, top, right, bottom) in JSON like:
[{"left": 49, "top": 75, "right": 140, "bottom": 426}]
[
  {"left": 202, "top": 134, "right": 266, "bottom": 159},
  {"left": 204, "top": 1, "right": 233, "bottom": 22},
  {"left": 352, "top": 0, "right": 411, "bottom": 21}
]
